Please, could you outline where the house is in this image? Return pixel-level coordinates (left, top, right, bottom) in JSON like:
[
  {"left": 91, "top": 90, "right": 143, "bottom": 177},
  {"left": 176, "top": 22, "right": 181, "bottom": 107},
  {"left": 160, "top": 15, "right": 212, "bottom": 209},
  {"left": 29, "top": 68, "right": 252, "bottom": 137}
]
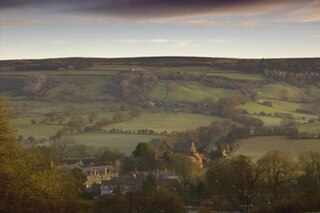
[
  {"left": 207, "top": 142, "right": 218, "bottom": 152},
  {"left": 146, "top": 170, "right": 180, "bottom": 189},
  {"left": 172, "top": 141, "right": 197, "bottom": 156},
  {"left": 101, "top": 173, "right": 145, "bottom": 194},
  {"left": 81, "top": 165, "right": 118, "bottom": 188},
  {"left": 155, "top": 170, "right": 180, "bottom": 189},
  {"left": 100, "top": 170, "right": 180, "bottom": 195},
  {"left": 57, "top": 163, "right": 118, "bottom": 189}
]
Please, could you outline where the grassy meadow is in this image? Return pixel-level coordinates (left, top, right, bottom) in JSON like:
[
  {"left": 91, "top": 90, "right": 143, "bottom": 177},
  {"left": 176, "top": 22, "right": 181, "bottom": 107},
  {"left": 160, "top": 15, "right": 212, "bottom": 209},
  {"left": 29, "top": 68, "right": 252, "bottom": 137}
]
[
  {"left": 72, "top": 133, "right": 158, "bottom": 155},
  {"left": 235, "top": 136, "right": 320, "bottom": 160},
  {"left": 207, "top": 72, "right": 265, "bottom": 81},
  {"left": 1, "top": 58, "right": 319, "bottom": 157},
  {"left": 254, "top": 83, "right": 310, "bottom": 101},
  {"left": 105, "top": 112, "right": 225, "bottom": 133},
  {"left": 149, "top": 81, "right": 238, "bottom": 102}
]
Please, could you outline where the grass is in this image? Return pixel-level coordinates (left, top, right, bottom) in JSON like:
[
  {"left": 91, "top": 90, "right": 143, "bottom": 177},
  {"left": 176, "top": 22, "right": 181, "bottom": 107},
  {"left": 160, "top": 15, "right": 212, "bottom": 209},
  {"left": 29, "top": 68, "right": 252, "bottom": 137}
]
[
  {"left": 14, "top": 124, "right": 61, "bottom": 140},
  {"left": 207, "top": 72, "right": 265, "bottom": 81},
  {"left": 0, "top": 69, "right": 121, "bottom": 76},
  {"left": 235, "top": 136, "right": 320, "bottom": 161},
  {"left": 254, "top": 83, "right": 309, "bottom": 101},
  {"left": 155, "top": 66, "right": 212, "bottom": 75},
  {"left": 240, "top": 102, "right": 285, "bottom": 114},
  {"left": 256, "top": 98, "right": 311, "bottom": 112},
  {"left": 105, "top": 112, "right": 225, "bottom": 132},
  {"left": 7, "top": 100, "right": 118, "bottom": 117},
  {"left": 239, "top": 102, "right": 317, "bottom": 121},
  {"left": 45, "top": 75, "right": 112, "bottom": 101},
  {"left": 8, "top": 99, "right": 126, "bottom": 140},
  {"left": 72, "top": 133, "right": 158, "bottom": 155},
  {"left": 253, "top": 116, "right": 284, "bottom": 126},
  {"left": 298, "top": 123, "right": 320, "bottom": 134},
  {"left": 1, "top": 65, "right": 319, "bottom": 152},
  {"left": 308, "top": 86, "right": 320, "bottom": 98},
  {"left": 149, "top": 81, "right": 238, "bottom": 102}
]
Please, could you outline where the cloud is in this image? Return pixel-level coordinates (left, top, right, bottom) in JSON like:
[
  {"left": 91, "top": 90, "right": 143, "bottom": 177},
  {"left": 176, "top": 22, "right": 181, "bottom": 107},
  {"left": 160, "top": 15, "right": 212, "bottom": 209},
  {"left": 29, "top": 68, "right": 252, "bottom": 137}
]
[
  {"left": 206, "top": 39, "right": 225, "bottom": 43},
  {"left": 115, "top": 38, "right": 192, "bottom": 47},
  {"left": 311, "top": 34, "right": 320, "bottom": 39},
  {"left": 1, "top": 0, "right": 319, "bottom": 28},
  {"left": 289, "top": 1, "right": 320, "bottom": 23},
  {"left": 0, "top": 0, "right": 314, "bottom": 18}
]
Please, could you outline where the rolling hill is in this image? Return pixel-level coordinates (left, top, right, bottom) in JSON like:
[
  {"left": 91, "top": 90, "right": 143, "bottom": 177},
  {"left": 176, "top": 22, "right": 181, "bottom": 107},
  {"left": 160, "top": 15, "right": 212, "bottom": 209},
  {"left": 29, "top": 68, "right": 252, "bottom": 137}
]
[{"left": 0, "top": 57, "right": 319, "bottom": 156}]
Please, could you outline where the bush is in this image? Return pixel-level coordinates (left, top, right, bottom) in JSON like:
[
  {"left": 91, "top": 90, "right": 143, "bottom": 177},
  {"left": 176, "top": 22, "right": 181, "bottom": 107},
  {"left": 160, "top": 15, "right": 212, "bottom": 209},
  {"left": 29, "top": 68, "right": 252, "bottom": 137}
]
[{"left": 262, "top": 101, "right": 273, "bottom": 107}]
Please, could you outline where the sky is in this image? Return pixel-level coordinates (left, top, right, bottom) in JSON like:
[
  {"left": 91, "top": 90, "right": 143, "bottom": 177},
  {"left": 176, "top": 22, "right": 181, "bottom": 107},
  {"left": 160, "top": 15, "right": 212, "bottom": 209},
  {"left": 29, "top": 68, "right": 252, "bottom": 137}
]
[{"left": 0, "top": 0, "right": 319, "bottom": 59}]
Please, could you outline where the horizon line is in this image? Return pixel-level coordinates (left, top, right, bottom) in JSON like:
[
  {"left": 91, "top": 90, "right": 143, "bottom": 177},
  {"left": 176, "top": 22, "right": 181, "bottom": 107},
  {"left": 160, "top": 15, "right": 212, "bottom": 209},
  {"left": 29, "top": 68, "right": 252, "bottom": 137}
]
[{"left": 1, "top": 55, "right": 320, "bottom": 61}]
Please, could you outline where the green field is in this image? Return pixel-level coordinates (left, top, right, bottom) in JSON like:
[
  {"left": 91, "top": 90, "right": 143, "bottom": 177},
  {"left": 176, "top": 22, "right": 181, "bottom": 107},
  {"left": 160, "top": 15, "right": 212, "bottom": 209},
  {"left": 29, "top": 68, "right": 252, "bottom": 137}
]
[
  {"left": 256, "top": 99, "right": 311, "bottom": 112},
  {"left": 308, "top": 86, "right": 320, "bottom": 98},
  {"left": 235, "top": 136, "right": 320, "bottom": 160},
  {"left": 1, "top": 58, "right": 319, "bottom": 156},
  {"left": 0, "top": 67, "right": 122, "bottom": 76},
  {"left": 207, "top": 72, "right": 265, "bottom": 81},
  {"left": 154, "top": 66, "right": 212, "bottom": 75},
  {"left": 149, "top": 81, "right": 238, "bottom": 102},
  {"left": 13, "top": 123, "right": 61, "bottom": 139},
  {"left": 8, "top": 99, "right": 126, "bottom": 140},
  {"left": 253, "top": 116, "right": 284, "bottom": 126},
  {"left": 72, "top": 133, "right": 158, "bottom": 154},
  {"left": 105, "top": 112, "right": 225, "bottom": 132},
  {"left": 254, "top": 83, "right": 309, "bottom": 101},
  {"left": 239, "top": 102, "right": 317, "bottom": 120},
  {"left": 298, "top": 123, "right": 320, "bottom": 135}
]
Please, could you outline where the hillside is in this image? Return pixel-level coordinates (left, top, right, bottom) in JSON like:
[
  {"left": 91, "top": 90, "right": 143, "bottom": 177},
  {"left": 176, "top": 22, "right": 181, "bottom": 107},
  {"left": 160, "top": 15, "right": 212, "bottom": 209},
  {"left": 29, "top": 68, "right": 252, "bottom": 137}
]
[{"left": 0, "top": 57, "right": 319, "bottom": 156}]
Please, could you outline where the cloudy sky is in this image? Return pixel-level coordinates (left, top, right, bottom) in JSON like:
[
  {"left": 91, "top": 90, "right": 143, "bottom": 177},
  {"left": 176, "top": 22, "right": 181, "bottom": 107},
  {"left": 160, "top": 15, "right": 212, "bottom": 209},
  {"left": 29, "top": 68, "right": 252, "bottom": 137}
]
[{"left": 0, "top": 0, "right": 319, "bottom": 59}]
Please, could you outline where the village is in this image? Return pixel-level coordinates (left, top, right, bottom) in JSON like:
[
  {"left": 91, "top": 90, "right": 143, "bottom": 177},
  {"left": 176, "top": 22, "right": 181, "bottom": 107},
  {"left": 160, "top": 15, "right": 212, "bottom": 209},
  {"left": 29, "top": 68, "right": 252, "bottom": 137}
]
[{"left": 56, "top": 141, "right": 216, "bottom": 198}]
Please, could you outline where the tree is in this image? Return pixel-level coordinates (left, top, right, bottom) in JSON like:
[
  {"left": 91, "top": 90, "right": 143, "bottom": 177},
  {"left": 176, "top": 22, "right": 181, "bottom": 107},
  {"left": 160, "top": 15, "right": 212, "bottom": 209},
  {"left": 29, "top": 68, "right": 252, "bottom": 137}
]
[
  {"left": 96, "top": 147, "right": 123, "bottom": 165},
  {"left": 112, "top": 112, "right": 126, "bottom": 122},
  {"left": 133, "top": 179, "right": 186, "bottom": 213},
  {"left": 172, "top": 153, "right": 202, "bottom": 184},
  {"left": 279, "top": 89, "right": 288, "bottom": 100},
  {"left": 299, "top": 151, "right": 320, "bottom": 194},
  {"left": 50, "top": 137, "right": 77, "bottom": 161},
  {"left": 27, "top": 136, "right": 37, "bottom": 143},
  {"left": 138, "top": 189, "right": 186, "bottom": 213},
  {"left": 129, "top": 106, "right": 142, "bottom": 119},
  {"left": 257, "top": 151, "right": 298, "bottom": 200},
  {"left": 22, "top": 74, "right": 47, "bottom": 96},
  {"left": 88, "top": 112, "right": 98, "bottom": 123},
  {"left": 159, "top": 150, "right": 174, "bottom": 169},
  {"left": 207, "top": 155, "right": 263, "bottom": 211},
  {"left": 65, "top": 115, "right": 88, "bottom": 134},
  {"left": 0, "top": 99, "right": 14, "bottom": 143},
  {"left": 94, "top": 195, "right": 129, "bottom": 213},
  {"left": 202, "top": 96, "right": 215, "bottom": 107},
  {"left": 132, "top": 142, "right": 152, "bottom": 158},
  {"left": 0, "top": 99, "right": 82, "bottom": 213},
  {"left": 30, "top": 118, "right": 36, "bottom": 125},
  {"left": 71, "top": 167, "right": 87, "bottom": 189},
  {"left": 131, "top": 143, "right": 157, "bottom": 171},
  {"left": 280, "top": 117, "right": 295, "bottom": 127}
]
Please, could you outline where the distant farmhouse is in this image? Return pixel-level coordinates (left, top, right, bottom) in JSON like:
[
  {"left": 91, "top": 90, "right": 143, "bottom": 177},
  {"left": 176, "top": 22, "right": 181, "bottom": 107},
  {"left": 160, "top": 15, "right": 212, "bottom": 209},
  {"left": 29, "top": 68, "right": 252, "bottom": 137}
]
[
  {"left": 57, "top": 161, "right": 118, "bottom": 188},
  {"left": 101, "top": 170, "right": 180, "bottom": 195},
  {"left": 82, "top": 165, "right": 118, "bottom": 188},
  {"left": 172, "top": 141, "right": 197, "bottom": 156}
]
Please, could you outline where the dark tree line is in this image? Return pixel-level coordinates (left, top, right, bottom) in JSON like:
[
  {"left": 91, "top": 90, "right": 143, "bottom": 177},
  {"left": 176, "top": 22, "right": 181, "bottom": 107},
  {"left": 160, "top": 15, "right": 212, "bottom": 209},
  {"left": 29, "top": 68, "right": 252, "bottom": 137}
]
[
  {"left": 0, "top": 75, "right": 59, "bottom": 96},
  {"left": 106, "top": 71, "right": 158, "bottom": 104},
  {"left": 206, "top": 151, "right": 320, "bottom": 212},
  {"left": 2, "top": 57, "right": 319, "bottom": 73}
]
